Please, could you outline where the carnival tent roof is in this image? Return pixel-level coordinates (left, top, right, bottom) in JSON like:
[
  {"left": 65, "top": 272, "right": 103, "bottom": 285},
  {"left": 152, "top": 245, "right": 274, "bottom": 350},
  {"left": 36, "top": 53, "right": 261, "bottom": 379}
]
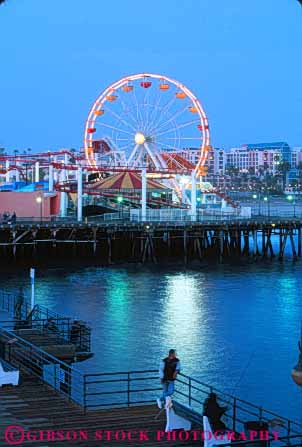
[{"left": 88, "top": 171, "right": 167, "bottom": 191}]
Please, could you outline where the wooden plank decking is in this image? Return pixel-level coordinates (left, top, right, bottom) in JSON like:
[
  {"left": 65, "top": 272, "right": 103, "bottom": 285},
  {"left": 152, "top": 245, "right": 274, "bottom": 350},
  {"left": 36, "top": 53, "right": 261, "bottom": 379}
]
[{"left": 0, "top": 375, "right": 199, "bottom": 447}]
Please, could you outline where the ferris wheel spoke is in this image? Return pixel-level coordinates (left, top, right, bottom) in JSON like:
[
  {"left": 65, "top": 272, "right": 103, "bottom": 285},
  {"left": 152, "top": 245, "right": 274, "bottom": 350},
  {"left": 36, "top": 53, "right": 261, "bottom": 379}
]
[
  {"left": 135, "top": 146, "right": 145, "bottom": 167},
  {"left": 104, "top": 106, "right": 137, "bottom": 132},
  {"left": 149, "top": 105, "right": 189, "bottom": 135},
  {"left": 115, "top": 137, "right": 133, "bottom": 141},
  {"left": 131, "top": 89, "right": 144, "bottom": 129},
  {"left": 118, "top": 142, "right": 134, "bottom": 151},
  {"left": 155, "top": 119, "right": 200, "bottom": 138},
  {"left": 127, "top": 144, "right": 141, "bottom": 166},
  {"left": 148, "top": 95, "right": 175, "bottom": 133},
  {"left": 95, "top": 121, "right": 134, "bottom": 136},
  {"left": 166, "top": 137, "right": 201, "bottom": 140},
  {"left": 147, "top": 88, "right": 163, "bottom": 131},
  {"left": 118, "top": 95, "right": 140, "bottom": 129},
  {"left": 154, "top": 140, "right": 183, "bottom": 152},
  {"left": 143, "top": 90, "right": 152, "bottom": 133},
  {"left": 144, "top": 142, "right": 164, "bottom": 170},
  {"left": 148, "top": 95, "right": 177, "bottom": 134}
]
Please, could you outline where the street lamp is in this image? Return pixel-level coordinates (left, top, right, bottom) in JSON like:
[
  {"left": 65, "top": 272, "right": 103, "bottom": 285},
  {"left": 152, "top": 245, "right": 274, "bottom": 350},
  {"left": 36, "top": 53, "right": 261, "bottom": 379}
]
[
  {"left": 36, "top": 195, "right": 43, "bottom": 223},
  {"left": 263, "top": 196, "right": 270, "bottom": 217},
  {"left": 117, "top": 195, "right": 123, "bottom": 218},
  {"left": 287, "top": 194, "right": 296, "bottom": 217},
  {"left": 252, "top": 193, "right": 259, "bottom": 216}
]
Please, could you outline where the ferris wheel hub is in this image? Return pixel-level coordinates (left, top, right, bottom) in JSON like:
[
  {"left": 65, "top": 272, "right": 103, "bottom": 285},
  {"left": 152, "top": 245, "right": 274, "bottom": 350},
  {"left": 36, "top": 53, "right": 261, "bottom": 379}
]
[{"left": 134, "top": 132, "right": 146, "bottom": 145}]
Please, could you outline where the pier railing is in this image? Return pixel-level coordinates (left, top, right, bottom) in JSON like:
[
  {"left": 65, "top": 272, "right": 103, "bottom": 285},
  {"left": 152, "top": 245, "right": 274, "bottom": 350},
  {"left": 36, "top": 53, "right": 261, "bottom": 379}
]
[
  {"left": 0, "top": 327, "right": 85, "bottom": 406},
  {"left": 2, "top": 211, "right": 302, "bottom": 226},
  {"left": 82, "top": 369, "right": 301, "bottom": 437},
  {"left": 0, "top": 290, "right": 91, "bottom": 353},
  {"left": 175, "top": 373, "right": 302, "bottom": 437}
]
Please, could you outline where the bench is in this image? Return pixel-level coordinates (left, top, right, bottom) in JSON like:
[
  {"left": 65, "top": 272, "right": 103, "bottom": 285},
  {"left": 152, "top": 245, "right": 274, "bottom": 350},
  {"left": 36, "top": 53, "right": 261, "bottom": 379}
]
[{"left": 0, "top": 359, "right": 19, "bottom": 386}]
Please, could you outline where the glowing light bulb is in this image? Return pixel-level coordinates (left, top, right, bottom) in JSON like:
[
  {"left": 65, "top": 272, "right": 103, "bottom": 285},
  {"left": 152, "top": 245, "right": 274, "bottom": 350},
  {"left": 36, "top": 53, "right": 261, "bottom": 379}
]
[{"left": 135, "top": 132, "right": 146, "bottom": 145}]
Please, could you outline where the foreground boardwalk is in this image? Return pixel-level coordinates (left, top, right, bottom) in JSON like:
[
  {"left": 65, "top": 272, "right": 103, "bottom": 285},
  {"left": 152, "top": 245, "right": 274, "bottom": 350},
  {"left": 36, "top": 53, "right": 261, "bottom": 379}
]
[{"left": 0, "top": 376, "right": 198, "bottom": 447}]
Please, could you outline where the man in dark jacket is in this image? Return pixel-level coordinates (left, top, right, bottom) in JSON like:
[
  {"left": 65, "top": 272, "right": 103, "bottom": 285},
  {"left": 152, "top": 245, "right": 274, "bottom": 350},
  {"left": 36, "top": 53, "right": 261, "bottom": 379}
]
[
  {"left": 157, "top": 349, "right": 181, "bottom": 409},
  {"left": 203, "top": 392, "right": 227, "bottom": 431}
]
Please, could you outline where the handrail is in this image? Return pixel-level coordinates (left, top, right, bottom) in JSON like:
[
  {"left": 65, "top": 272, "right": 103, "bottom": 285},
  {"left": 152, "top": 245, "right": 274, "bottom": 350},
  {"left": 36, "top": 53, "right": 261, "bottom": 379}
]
[
  {"left": 82, "top": 369, "right": 301, "bottom": 436},
  {"left": 0, "top": 327, "right": 84, "bottom": 406},
  {"left": 2, "top": 214, "right": 302, "bottom": 226},
  {"left": 0, "top": 290, "right": 92, "bottom": 353}
]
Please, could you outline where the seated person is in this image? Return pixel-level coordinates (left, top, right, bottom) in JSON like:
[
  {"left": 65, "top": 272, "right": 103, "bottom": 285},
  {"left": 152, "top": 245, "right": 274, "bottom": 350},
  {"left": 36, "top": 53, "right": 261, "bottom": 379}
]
[{"left": 203, "top": 392, "right": 227, "bottom": 431}]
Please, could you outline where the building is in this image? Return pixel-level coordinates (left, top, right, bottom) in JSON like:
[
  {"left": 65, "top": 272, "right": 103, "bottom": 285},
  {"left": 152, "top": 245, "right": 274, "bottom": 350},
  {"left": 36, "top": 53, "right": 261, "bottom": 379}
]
[
  {"left": 180, "top": 147, "right": 226, "bottom": 175},
  {"left": 226, "top": 142, "right": 292, "bottom": 174},
  {"left": 291, "top": 147, "right": 302, "bottom": 168}
]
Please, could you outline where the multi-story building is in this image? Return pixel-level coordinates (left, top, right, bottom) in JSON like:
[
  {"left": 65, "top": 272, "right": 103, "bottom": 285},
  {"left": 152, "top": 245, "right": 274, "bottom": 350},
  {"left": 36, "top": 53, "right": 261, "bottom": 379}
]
[
  {"left": 180, "top": 147, "right": 226, "bottom": 175},
  {"left": 291, "top": 147, "right": 302, "bottom": 168},
  {"left": 226, "top": 142, "right": 291, "bottom": 174}
]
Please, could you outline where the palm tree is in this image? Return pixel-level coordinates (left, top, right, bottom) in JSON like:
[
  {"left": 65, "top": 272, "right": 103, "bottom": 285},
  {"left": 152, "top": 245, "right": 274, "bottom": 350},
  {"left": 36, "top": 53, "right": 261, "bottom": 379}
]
[{"left": 277, "top": 161, "right": 291, "bottom": 190}]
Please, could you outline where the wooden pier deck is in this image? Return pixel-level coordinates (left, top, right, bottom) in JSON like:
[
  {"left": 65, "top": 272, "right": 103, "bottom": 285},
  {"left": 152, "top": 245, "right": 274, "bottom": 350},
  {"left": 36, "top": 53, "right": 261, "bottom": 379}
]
[
  {"left": 0, "top": 376, "right": 197, "bottom": 447},
  {"left": 1, "top": 218, "right": 302, "bottom": 264}
]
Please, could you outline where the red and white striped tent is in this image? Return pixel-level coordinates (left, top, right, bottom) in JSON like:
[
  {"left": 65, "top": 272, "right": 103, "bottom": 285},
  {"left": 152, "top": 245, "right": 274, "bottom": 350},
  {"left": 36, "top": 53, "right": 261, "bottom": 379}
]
[{"left": 87, "top": 171, "right": 167, "bottom": 192}]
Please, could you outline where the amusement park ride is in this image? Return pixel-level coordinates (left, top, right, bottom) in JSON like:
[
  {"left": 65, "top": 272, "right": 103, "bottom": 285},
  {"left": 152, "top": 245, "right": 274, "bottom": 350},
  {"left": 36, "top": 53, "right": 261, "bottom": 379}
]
[{"left": 0, "top": 73, "right": 239, "bottom": 218}]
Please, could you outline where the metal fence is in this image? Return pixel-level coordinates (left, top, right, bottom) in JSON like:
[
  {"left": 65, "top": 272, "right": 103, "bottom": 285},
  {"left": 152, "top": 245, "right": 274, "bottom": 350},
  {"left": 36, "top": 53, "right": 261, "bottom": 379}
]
[
  {"left": 0, "top": 327, "right": 85, "bottom": 406},
  {"left": 175, "top": 373, "right": 302, "bottom": 437},
  {"left": 2, "top": 210, "right": 302, "bottom": 226},
  {"left": 0, "top": 290, "right": 91, "bottom": 353},
  {"left": 82, "top": 369, "right": 301, "bottom": 436}
]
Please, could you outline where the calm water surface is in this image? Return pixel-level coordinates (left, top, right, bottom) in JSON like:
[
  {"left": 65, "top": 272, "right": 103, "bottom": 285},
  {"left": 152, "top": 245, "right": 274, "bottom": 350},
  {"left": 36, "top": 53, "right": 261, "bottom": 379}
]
[{"left": 0, "top": 263, "right": 301, "bottom": 421}]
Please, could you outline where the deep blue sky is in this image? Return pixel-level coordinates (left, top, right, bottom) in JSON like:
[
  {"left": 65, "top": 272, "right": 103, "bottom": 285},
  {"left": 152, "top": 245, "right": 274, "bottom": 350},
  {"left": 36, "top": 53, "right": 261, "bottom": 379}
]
[{"left": 0, "top": 0, "right": 302, "bottom": 152}]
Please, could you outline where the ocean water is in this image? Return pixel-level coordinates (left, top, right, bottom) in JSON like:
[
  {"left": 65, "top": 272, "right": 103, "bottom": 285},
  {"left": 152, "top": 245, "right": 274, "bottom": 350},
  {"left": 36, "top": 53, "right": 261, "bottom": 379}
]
[{"left": 0, "top": 262, "right": 301, "bottom": 422}]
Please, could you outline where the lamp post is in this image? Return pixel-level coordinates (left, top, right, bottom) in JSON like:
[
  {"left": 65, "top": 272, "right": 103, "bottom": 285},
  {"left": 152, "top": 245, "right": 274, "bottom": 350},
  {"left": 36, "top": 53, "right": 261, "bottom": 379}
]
[
  {"left": 287, "top": 194, "right": 296, "bottom": 217},
  {"left": 117, "top": 195, "right": 123, "bottom": 218},
  {"left": 252, "top": 193, "right": 259, "bottom": 215},
  {"left": 263, "top": 195, "right": 270, "bottom": 217},
  {"left": 36, "top": 195, "right": 43, "bottom": 224}
]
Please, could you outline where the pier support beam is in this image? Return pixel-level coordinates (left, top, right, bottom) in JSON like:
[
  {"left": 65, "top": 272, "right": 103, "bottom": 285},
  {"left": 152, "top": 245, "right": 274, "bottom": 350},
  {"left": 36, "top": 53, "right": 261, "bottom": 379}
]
[
  {"left": 60, "top": 170, "right": 67, "bottom": 218},
  {"left": 141, "top": 168, "right": 147, "bottom": 222},
  {"left": 77, "top": 167, "right": 83, "bottom": 222},
  {"left": 35, "top": 161, "right": 40, "bottom": 182},
  {"left": 5, "top": 160, "right": 10, "bottom": 182},
  {"left": 181, "top": 181, "right": 187, "bottom": 205},
  {"left": 253, "top": 230, "right": 258, "bottom": 258},
  {"left": 298, "top": 227, "right": 301, "bottom": 257},
  {"left": 49, "top": 164, "right": 54, "bottom": 192},
  {"left": 15, "top": 164, "right": 20, "bottom": 182},
  {"left": 191, "top": 171, "right": 197, "bottom": 222}
]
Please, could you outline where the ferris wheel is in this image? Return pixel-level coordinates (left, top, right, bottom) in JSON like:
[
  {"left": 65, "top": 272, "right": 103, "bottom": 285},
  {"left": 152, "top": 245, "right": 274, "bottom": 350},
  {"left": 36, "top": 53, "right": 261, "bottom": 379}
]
[{"left": 84, "top": 73, "right": 210, "bottom": 175}]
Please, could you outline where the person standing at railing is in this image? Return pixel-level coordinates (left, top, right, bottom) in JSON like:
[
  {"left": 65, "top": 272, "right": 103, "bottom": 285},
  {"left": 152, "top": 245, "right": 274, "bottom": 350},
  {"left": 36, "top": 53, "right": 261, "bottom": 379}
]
[{"left": 156, "top": 349, "right": 181, "bottom": 409}]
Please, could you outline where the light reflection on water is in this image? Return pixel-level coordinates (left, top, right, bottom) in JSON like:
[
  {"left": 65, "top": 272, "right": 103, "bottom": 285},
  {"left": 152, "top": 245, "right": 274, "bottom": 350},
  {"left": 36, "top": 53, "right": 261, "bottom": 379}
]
[{"left": 0, "top": 262, "right": 301, "bottom": 420}]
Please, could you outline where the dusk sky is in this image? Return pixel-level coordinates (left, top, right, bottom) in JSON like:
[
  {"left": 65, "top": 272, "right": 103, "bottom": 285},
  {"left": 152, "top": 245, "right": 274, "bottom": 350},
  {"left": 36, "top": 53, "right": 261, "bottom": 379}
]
[{"left": 0, "top": 0, "right": 302, "bottom": 152}]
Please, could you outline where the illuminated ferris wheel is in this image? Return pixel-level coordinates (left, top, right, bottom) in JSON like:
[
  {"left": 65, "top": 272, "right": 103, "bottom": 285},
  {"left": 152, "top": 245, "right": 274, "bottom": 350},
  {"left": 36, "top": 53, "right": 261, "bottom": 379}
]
[{"left": 84, "top": 73, "right": 210, "bottom": 175}]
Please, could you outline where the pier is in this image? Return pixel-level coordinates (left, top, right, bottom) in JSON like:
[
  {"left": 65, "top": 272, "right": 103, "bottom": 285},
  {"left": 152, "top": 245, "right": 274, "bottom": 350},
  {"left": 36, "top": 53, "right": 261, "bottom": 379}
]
[
  {"left": 1, "top": 291, "right": 302, "bottom": 446},
  {"left": 1, "top": 215, "right": 302, "bottom": 264}
]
